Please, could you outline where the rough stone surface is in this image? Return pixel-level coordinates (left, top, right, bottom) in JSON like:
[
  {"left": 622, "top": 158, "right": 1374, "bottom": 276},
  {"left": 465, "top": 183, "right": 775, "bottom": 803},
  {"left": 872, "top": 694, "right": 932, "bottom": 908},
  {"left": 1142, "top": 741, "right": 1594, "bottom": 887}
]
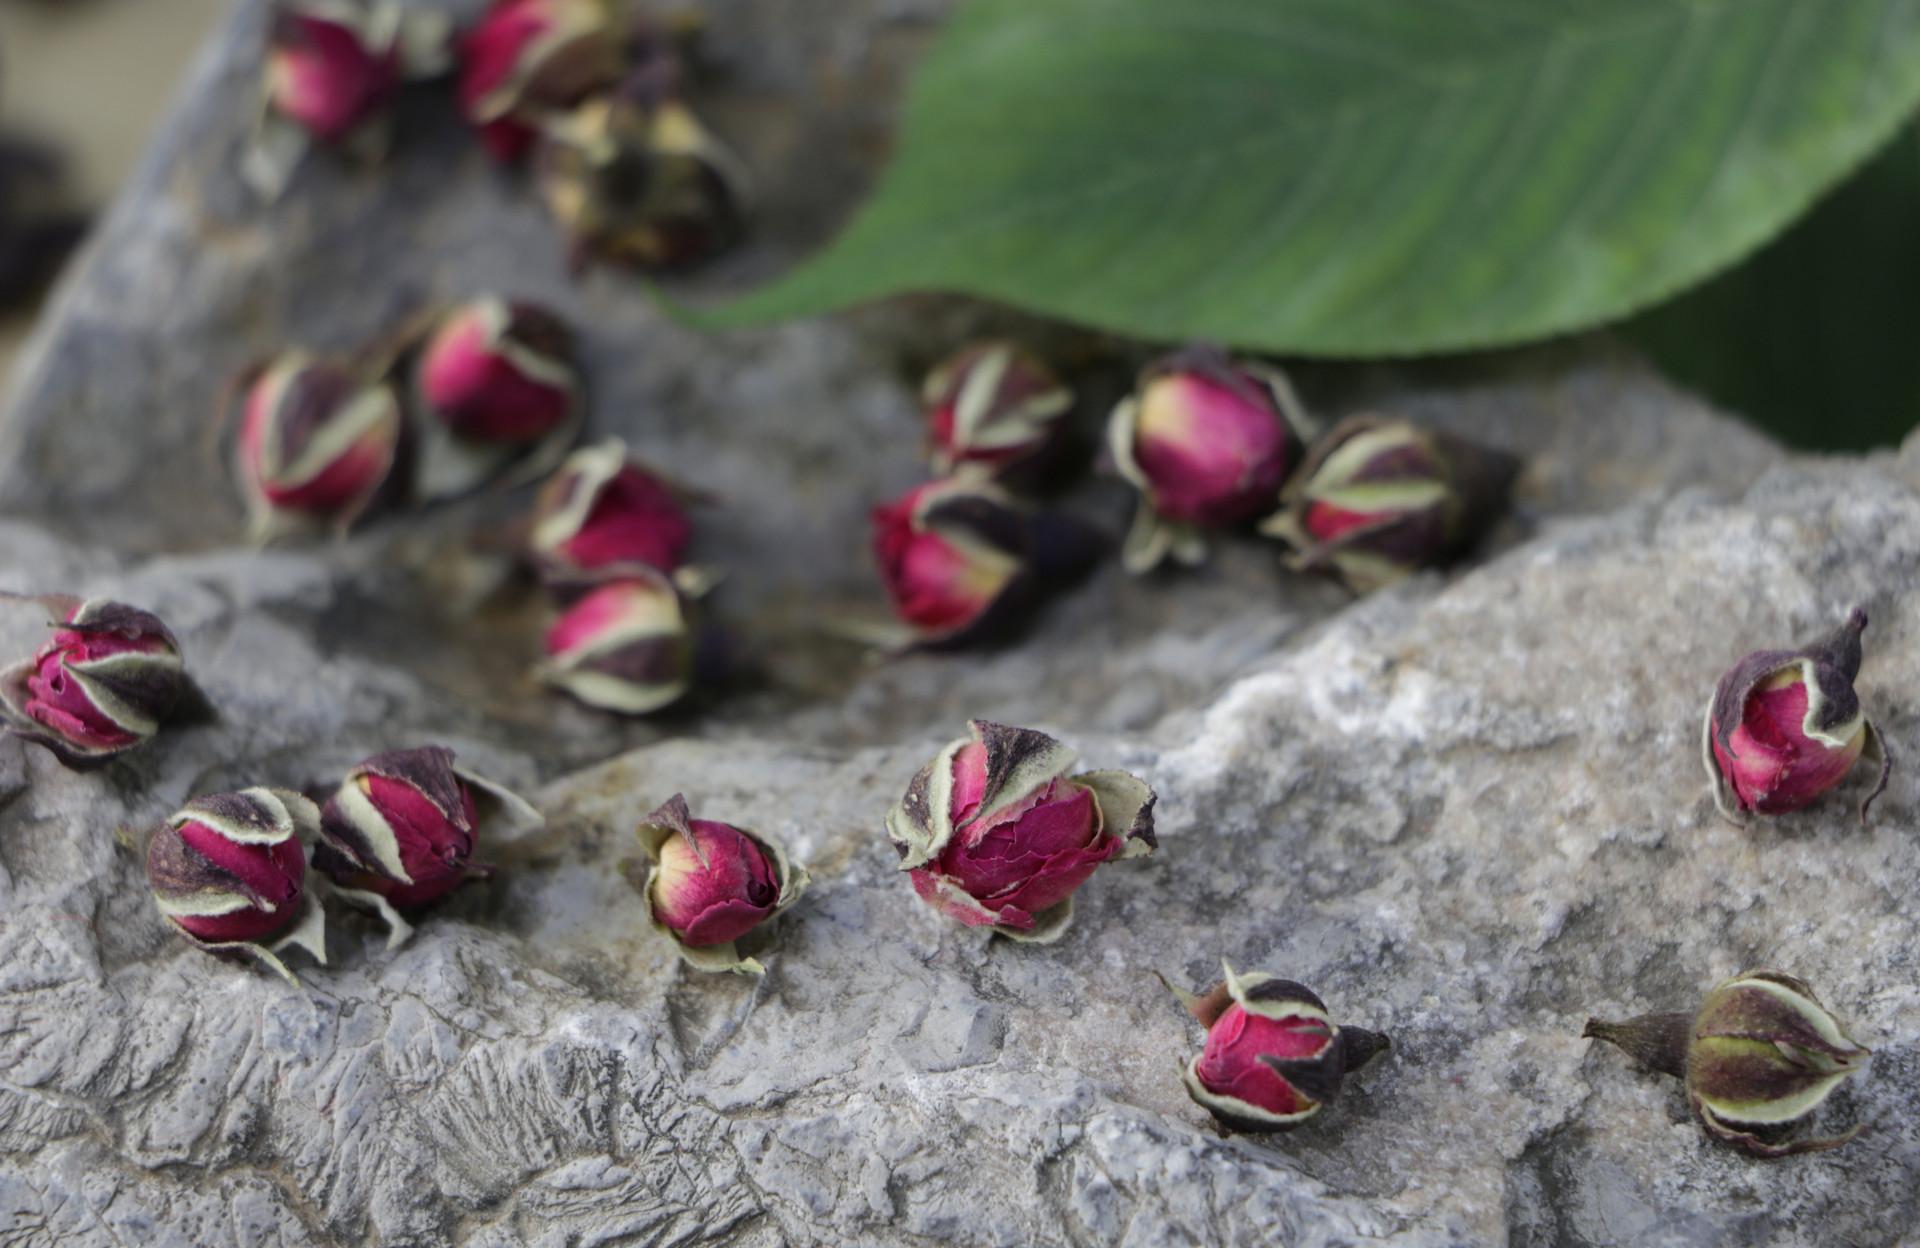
[{"left": 0, "top": 2, "right": 1913, "bottom": 1246}]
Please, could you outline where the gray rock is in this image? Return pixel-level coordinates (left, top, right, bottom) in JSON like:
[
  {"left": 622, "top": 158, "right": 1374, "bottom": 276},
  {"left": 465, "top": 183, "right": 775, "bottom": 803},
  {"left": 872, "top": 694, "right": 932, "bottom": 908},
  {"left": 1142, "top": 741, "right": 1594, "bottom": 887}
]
[{"left": 0, "top": 1, "right": 1912, "bottom": 1245}]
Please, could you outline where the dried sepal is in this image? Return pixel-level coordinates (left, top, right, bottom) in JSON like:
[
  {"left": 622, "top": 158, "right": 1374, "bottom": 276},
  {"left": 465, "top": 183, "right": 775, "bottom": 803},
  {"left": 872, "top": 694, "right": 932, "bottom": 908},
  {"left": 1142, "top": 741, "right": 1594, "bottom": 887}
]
[
  {"left": 635, "top": 794, "right": 810, "bottom": 975},
  {"left": 1584, "top": 968, "right": 1870, "bottom": 1158},
  {"left": 1701, "top": 608, "right": 1893, "bottom": 825}
]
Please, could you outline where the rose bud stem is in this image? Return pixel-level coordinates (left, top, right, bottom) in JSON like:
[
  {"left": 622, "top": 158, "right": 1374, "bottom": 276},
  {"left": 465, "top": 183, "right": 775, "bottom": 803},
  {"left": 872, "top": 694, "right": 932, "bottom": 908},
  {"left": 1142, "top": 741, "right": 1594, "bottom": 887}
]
[
  {"left": 1261, "top": 415, "right": 1520, "bottom": 592},
  {"left": 315, "top": 745, "right": 542, "bottom": 947},
  {"left": 1703, "top": 607, "right": 1893, "bottom": 825},
  {"left": 147, "top": 787, "right": 330, "bottom": 985},
  {"left": 1107, "top": 345, "right": 1315, "bottom": 573},
  {"left": 1585, "top": 969, "right": 1871, "bottom": 1157},
  {"left": 636, "top": 793, "right": 810, "bottom": 974},
  {"left": 228, "top": 351, "right": 404, "bottom": 542},
  {"left": 887, "top": 720, "right": 1156, "bottom": 943},
  {"left": 0, "top": 594, "right": 186, "bottom": 769},
  {"left": 1162, "top": 962, "right": 1390, "bottom": 1133},
  {"left": 400, "top": 296, "right": 585, "bottom": 501}
]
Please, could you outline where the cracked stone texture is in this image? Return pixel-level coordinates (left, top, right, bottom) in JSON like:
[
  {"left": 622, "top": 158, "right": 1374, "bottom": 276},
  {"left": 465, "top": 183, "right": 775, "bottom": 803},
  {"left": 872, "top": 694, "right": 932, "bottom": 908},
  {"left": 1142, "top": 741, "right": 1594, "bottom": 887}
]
[{"left": 0, "top": 1, "right": 1914, "bottom": 1246}]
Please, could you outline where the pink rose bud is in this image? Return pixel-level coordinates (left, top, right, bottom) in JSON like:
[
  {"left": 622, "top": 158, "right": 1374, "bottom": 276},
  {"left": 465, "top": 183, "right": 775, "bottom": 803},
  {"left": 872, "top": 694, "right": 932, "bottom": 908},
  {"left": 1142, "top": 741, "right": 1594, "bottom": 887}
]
[
  {"left": 1108, "top": 345, "right": 1312, "bottom": 572},
  {"left": 459, "top": 0, "right": 628, "bottom": 163},
  {"left": 148, "top": 787, "right": 318, "bottom": 949},
  {"left": 887, "top": 720, "right": 1156, "bottom": 942},
  {"left": 264, "top": 6, "right": 403, "bottom": 145},
  {"left": 414, "top": 297, "right": 579, "bottom": 443},
  {"left": 0, "top": 596, "right": 184, "bottom": 769},
  {"left": 232, "top": 352, "right": 403, "bottom": 539},
  {"left": 922, "top": 342, "right": 1073, "bottom": 478},
  {"left": 245, "top": 4, "right": 448, "bottom": 199},
  {"left": 1261, "top": 415, "right": 1520, "bottom": 592},
  {"left": 1704, "top": 607, "right": 1893, "bottom": 824},
  {"left": 536, "top": 80, "right": 748, "bottom": 271},
  {"left": 636, "top": 793, "right": 810, "bottom": 973},
  {"left": 871, "top": 479, "right": 1034, "bottom": 646},
  {"left": 540, "top": 572, "right": 695, "bottom": 714},
  {"left": 315, "top": 745, "right": 541, "bottom": 911},
  {"left": 529, "top": 439, "right": 693, "bottom": 588},
  {"left": 1165, "top": 963, "right": 1390, "bottom": 1133}
]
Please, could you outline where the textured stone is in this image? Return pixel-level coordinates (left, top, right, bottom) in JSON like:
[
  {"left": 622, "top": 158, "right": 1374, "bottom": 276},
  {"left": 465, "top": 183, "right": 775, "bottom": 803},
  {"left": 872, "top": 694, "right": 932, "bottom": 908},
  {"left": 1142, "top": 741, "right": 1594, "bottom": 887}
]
[{"left": 0, "top": 1, "right": 1913, "bottom": 1245}]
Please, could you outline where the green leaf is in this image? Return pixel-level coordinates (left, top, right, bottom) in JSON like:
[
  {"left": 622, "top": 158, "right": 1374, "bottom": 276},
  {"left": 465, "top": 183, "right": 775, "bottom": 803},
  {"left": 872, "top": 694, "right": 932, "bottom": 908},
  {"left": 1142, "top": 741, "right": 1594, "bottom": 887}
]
[
  {"left": 1627, "top": 123, "right": 1920, "bottom": 449},
  {"left": 700, "top": 0, "right": 1920, "bottom": 356}
]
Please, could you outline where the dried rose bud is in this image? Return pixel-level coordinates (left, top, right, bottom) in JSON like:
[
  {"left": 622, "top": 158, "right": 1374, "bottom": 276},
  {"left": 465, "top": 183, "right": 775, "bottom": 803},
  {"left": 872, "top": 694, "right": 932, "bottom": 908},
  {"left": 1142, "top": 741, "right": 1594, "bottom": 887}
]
[
  {"left": 245, "top": 3, "right": 450, "bottom": 198},
  {"left": 539, "top": 571, "right": 694, "bottom": 714},
  {"left": 871, "top": 479, "right": 1035, "bottom": 647},
  {"left": 415, "top": 297, "right": 578, "bottom": 443},
  {"left": 0, "top": 596, "right": 184, "bottom": 769},
  {"left": 148, "top": 787, "right": 329, "bottom": 982},
  {"left": 1163, "top": 962, "right": 1390, "bottom": 1133},
  {"left": 923, "top": 342, "right": 1073, "bottom": 478},
  {"left": 530, "top": 439, "right": 693, "bottom": 588},
  {"left": 887, "top": 720, "right": 1155, "bottom": 942},
  {"left": 315, "top": 746, "right": 541, "bottom": 914},
  {"left": 404, "top": 297, "right": 583, "bottom": 500},
  {"left": 1107, "top": 345, "right": 1312, "bottom": 572},
  {"left": 1585, "top": 969, "right": 1870, "bottom": 1157},
  {"left": 1703, "top": 607, "right": 1892, "bottom": 824},
  {"left": 459, "top": 0, "right": 628, "bottom": 162},
  {"left": 1260, "top": 415, "right": 1519, "bottom": 592},
  {"left": 232, "top": 352, "right": 403, "bottom": 540},
  {"left": 536, "top": 84, "right": 748, "bottom": 271},
  {"left": 636, "top": 794, "right": 810, "bottom": 974}
]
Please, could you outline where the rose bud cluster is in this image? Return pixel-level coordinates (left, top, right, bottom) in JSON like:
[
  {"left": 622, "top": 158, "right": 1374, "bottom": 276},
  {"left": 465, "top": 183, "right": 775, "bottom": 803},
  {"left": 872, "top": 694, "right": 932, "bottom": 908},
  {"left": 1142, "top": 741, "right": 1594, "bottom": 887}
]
[
  {"left": 536, "top": 81, "right": 749, "bottom": 271},
  {"left": 1107, "top": 345, "right": 1313, "bottom": 573},
  {"left": 315, "top": 746, "right": 541, "bottom": 923},
  {"left": 404, "top": 296, "right": 584, "bottom": 500},
  {"left": 147, "top": 787, "right": 328, "bottom": 983},
  {"left": 245, "top": 2, "right": 451, "bottom": 198},
  {"left": 458, "top": 0, "right": 627, "bottom": 162},
  {"left": 232, "top": 351, "right": 404, "bottom": 540},
  {"left": 923, "top": 342, "right": 1074, "bottom": 479},
  {"left": 887, "top": 720, "right": 1156, "bottom": 942},
  {"left": 1261, "top": 415, "right": 1520, "bottom": 592},
  {"left": 870, "top": 478, "right": 1048, "bottom": 648},
  {"left": 1585, "top": 969, "right": 1870, "bottom": 1157},
  {"left": 1703, "top": 607, "right": 1892, "bottom": 824},
  {"left": 540, "top": 571, "right": 697, "bottom": 714},
  {"left": 529, "top": 439, "right": 693, "bottom": 589},
  {"left": 636, "top": 794, "right": 810, "bottom": 974},
  {"left": 1164, "top": 962, "right": 1390, "bottom": 1133},
  {"left": 0, "top": 596, "right": 185, "bottom": 769}
]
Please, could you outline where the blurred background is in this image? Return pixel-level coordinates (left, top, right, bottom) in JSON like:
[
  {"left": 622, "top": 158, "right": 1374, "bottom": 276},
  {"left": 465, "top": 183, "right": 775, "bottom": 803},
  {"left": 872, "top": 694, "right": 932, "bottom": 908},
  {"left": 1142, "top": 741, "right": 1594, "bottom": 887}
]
[
  {"left": 2, "top": 1, "right": 1917, "bottom": 451},
  {"left": 0, "top": 0, "right": 224, "bottom": 377}
]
